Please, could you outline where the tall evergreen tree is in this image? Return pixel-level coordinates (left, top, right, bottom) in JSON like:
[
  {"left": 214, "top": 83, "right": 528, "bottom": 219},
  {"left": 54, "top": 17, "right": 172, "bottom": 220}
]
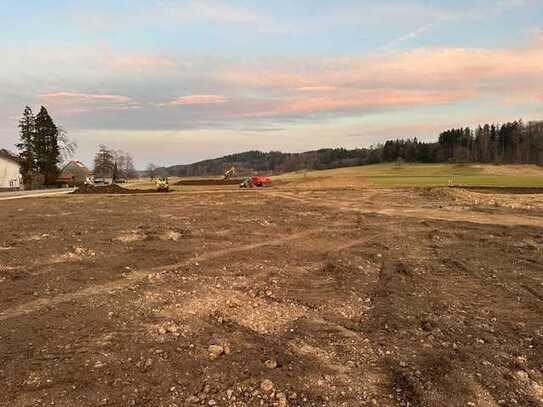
[
  {"left": 16, "top": 106, "right": 36, "bottom": 187},
  {"left": 34, "top": 106, "right": 60, "bottom": 185},
  {"left": 112, "top": 161, "right": 119, "bottom": 183}
]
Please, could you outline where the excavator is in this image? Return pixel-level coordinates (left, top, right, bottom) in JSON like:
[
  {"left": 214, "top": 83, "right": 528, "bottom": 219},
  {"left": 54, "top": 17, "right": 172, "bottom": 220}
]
[{"left": 223, "top": 166, "right": 237, "bottom": 180}]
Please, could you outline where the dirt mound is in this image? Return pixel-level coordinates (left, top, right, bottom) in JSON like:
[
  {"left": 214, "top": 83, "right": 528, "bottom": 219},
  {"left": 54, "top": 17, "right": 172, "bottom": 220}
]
[
  {"left": 73, "top": 184, "right": 160, "bottom": 194},
  {"left": 454, "top": 186, "right": 543, "bottom": 195},
  {"left": 423, "top": 187, "right": 543, "bottom": 213},
  {"left": 174, "top": 178, "right": 241, "bottom": 186}
]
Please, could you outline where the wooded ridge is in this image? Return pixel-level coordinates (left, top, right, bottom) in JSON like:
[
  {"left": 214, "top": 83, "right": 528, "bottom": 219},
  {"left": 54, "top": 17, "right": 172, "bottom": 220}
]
[{"left": 162, "top": 119, "right": 543, "bottom": 176}]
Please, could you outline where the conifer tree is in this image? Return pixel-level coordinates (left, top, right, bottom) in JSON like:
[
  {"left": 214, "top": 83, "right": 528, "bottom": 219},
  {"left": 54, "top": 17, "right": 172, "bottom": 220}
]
[
  {"left": 35, "top": 106, "right": 60, "bottom": 185},
  {"left": 112, "top": 161, "right": 119, "bottom": 183},
  {"left": 16, "top": 106, "right": 36, "bottom": 187}
]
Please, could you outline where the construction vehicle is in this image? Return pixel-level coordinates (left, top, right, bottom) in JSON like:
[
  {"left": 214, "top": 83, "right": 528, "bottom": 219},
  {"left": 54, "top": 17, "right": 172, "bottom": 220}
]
[
  {"left": 156, "top": 177, "right": 169, "bottom": 192},
  {"left": 223, "top": 166, "right": 237, "bottom": 180},
  {"left": 240, "top": 175, "right": 273, "bottom": 188},
  {"left": 240, "top": 176, "right": 252, "bottom": 188}
]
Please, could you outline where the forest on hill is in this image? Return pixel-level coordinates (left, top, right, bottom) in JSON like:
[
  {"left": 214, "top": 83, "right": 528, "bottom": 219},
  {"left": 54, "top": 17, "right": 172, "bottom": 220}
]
[{"left": 163, "top": 120, "right": 543, "bottom": 176}]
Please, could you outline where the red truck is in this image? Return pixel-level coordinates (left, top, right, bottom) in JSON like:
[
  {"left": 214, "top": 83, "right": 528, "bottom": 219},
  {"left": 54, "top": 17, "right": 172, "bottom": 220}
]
[
  {"left": 251, "top": 176, "right": 272, "bottom": 187},
  {"left": 240, "top": 176, "right": 273, "bottom": 188}
]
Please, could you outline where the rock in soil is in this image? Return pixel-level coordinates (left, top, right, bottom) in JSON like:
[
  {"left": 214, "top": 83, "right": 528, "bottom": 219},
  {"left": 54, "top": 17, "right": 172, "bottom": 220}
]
[
  {"left": 208, "top": 345, "right": 225, "bottom": 360},
  {"left": 260, "top": 379, "right": 274, "bottom": 392},
  {"left": 264, "top": 359, "right": 278, "bottom": 369}
]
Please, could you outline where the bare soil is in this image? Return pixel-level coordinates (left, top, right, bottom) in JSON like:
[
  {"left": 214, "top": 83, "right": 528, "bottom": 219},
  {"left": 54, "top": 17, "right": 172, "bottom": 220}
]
[
  {"left": 74, "top": 184, "right": 164, "bottom": 194},
  {"left": 453, "top": 186, "right": 543, "bottom": 195},
  {"left": 174, "top": 179, "right": 242, "bottom": 186},
  {"left": 1, "top": 187, "right": 542, "bottom": 406}
]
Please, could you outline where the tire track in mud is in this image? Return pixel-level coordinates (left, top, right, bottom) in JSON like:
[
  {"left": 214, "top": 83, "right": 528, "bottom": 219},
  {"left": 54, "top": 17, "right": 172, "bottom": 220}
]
[
  {"left": 0, "top": 225, "right": 349, "bottom": 321},
  {"left": 266, "top": 191, "right": 543, "bottom": 228}
]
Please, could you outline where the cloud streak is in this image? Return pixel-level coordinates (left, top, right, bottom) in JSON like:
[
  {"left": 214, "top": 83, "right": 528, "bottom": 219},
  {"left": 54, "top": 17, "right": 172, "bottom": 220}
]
[
  {"left": 165, "top": 95, "right": 229, "bottom": 106},
  {"left": 39, "top": 92, "right": 140, "bottom": 114},
  {"left": 221, "top": 89, "right": 473, "bottom": 120},
  {"left": 42, "top": 92, "right": 132, "bottom": 104}
]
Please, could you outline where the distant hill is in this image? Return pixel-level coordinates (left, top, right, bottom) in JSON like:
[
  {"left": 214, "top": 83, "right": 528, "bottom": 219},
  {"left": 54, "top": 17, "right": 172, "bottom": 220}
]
[
  {"left": 162, "top": 149, "right": 380, "bottom": 177},
  {"left": 160, "top": 119, "right": 543, "bottom": 177}
]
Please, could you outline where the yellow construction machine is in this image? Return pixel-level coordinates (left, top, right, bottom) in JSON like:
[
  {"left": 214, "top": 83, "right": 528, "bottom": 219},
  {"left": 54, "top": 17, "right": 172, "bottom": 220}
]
[
  {"left": 223, "top": 166, "right": 237, "bottom": 180},
  {"left": 156, "top": 177, "right": 169, "bottom": 192}
]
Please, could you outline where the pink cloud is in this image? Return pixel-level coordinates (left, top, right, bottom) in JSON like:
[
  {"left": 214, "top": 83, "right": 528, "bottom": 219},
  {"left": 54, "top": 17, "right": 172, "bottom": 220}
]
[
  {"left": 172, "top": 2, "right": 260, "bottom": 24},
  {"left": 296, "top": 86, "right": 337, "bottom": 92},
  {"left": 220, "top": 46, "right": 543, "bottom": 94},
  {"left": 42, "top": 92, "right": 132, "bottom": 104},
  {"left": 39, "top": 92, "right": 140, "bottom": 115},
  {"left": 375, "top": 47, "right": 543, "bottom": 83},
  {"left": 287, "top": 89, "right": 473, "bottom": 114},
  {"left": 219, "top": 70, "right": 308, "bottom": 88},
  {"left": 27, "top": 42, "right": 543, "bottom": 121},
  {"left": 209, "top": 43, "right": 543, "bottom": 121},
  {"left": 230, "top": 89, "right": 473, "bottom": 118},
  {"left": 166, "top": 95, "right": 228, "bottom": 106}
]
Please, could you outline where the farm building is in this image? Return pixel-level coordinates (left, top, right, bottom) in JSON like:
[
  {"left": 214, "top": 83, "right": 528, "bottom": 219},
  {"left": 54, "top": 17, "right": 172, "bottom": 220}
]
[
  {"left": 57, "top": 160, "right": 91, "bottom": 186},
  {"left": 0, "top": 149, "right": 21, "bottom": 190}
]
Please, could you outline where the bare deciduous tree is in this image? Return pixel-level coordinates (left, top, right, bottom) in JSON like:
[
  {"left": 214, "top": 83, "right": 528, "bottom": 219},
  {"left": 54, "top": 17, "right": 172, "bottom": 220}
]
[
  {"left": 146, "top": 163, "right": 159, "bottom": 180},
  {"left": 113, "top": 150, "right": 137, "bottom": 179},
  {"left": 93, "top": 145, "right": 115, "bottom": 178},
  {"left": 58, "top": 126, "right": 77, "bottom": 163}
]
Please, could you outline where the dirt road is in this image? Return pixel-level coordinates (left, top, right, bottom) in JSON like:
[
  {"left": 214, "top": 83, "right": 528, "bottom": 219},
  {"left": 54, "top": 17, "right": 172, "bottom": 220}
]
[
  {"left": 1, "top": 187, "right": 542, "bottom": 406},
  {"left": 0, "top": 188, "right": 75, "bottom": 201}
]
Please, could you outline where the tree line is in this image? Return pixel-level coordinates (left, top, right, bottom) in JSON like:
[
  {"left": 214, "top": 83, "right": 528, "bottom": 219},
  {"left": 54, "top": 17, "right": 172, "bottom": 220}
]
[
  {"left": 15, "top": 106, "right": 137, "bottom": 188},
  {"left": 16, "top": 109, "right": 543, "bottom": 184},
  {"left": 161, "top": 119, "right": 543, "bottom": 176},
  {"left": 381, "top": 120, "right": 543, "bottom": 164},
  {"left": 163, "top": 148, "right": 382, "bottom": 177}
]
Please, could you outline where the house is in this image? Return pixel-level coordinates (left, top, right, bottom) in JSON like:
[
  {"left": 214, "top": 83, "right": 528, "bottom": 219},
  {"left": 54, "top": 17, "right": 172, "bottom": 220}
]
[
  {"left": 57, "top": 160, "right": 91, "bottom": 187},
  {"left": 0, "top": 149, "right": 22, "bottom": 190}
]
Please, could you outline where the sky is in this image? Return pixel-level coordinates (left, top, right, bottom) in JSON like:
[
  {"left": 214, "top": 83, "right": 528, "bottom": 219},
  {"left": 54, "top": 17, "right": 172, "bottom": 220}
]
[{"left": 0, "top": 0, "right": 542, "bottom": 167}]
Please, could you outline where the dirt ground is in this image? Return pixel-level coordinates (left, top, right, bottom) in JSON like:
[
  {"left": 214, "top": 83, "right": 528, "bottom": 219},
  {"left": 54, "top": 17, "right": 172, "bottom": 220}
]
[
  {"left": 1, "top": 186, "right": 543, "bottom": 407},
  {"left": 74, "top": 184, "right": 163, "bottom": 194},
  {"left": 174, "top": 179, "right": 242, "bottom": 186}
]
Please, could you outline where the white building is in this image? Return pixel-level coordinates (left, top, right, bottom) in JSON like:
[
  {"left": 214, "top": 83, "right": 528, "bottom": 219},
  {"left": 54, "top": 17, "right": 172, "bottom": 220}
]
[{"left": 0, "top": 149, "right": 22, "bottom": 190}]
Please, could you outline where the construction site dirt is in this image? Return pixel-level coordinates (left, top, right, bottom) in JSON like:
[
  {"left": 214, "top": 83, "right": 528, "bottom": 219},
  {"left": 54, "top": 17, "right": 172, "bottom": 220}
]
[
  {"left": 1, "top": 186, "right": 543, "bottom": 407},
  {"left": 174, "top": 179, "right": 242, "bottom": 186},
  {"left": 73, "top": 184, "right": 165, "bottom": 194}
]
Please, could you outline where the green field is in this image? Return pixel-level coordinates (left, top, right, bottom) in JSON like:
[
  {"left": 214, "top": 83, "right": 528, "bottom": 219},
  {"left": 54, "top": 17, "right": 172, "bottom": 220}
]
[{"left": 277, "top": 163, "right": 543, "bottom": 188}]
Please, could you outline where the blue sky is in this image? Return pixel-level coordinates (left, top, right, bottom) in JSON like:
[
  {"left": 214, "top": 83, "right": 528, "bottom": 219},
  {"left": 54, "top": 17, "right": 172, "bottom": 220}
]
[{"left": 1, "top": 0, "right": 542, "bottom": 166}]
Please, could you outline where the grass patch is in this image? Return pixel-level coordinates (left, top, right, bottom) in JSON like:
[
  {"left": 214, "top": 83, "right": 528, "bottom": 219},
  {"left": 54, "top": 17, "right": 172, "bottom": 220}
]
[{"left": 278, "top": 163, "right": 543, "bottom": 188}]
